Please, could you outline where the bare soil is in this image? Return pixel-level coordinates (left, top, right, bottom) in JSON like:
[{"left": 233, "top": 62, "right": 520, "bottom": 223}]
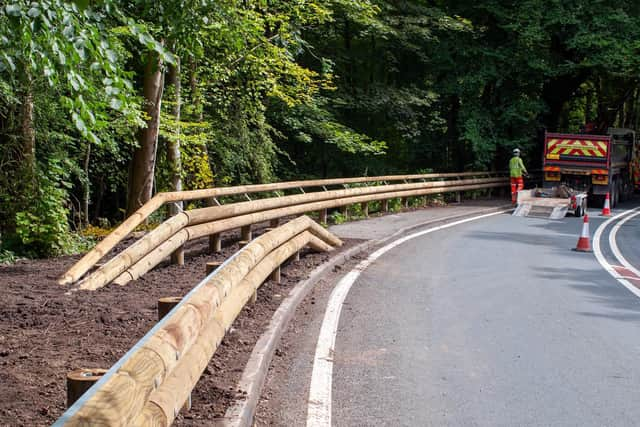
[{"left": 0, "top": 223, "right": 360, "bottom": 427}]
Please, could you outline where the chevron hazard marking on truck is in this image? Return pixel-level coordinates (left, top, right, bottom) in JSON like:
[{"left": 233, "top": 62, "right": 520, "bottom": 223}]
[{"left": 547, "top": 139, "right": 607, "bottom": 157}]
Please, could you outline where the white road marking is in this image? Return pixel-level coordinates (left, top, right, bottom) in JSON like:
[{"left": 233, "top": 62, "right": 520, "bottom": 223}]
[
  {"left": 306, "top": 211, "right": 507, "bottom": 427},
  {"left": 593, "top": 208, "right": 640, "bottom": 299},
  {"left": 609, "top": 210, "right": 640, "bottom": 277}
]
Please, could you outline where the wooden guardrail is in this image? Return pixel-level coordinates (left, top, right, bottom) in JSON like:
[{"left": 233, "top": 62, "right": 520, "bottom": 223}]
[
  {"left": 59, "top": 172, "right": 504, "bottom": 286},
  {"left": 54, "top": 216, "right": 342, "bottom": 426},
  {"left": 72, "top": 176, "right": 507, "bottom": 291}
]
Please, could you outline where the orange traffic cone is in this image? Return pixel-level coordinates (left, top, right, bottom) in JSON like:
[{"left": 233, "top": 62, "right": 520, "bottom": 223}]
[
  {"left": 574, "top": 214, "right": 592, "bottom": 252},
  {"left": 600, "top": 193, "right": 611, "bottom": 216}
]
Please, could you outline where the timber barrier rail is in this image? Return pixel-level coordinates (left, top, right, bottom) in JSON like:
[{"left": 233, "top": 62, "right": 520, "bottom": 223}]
[
  {"left": 59, "top": 171, "right": 508, "bottom": 290},
  {"left": 54, "top": 216, "right": 342, "bottom": 426}
]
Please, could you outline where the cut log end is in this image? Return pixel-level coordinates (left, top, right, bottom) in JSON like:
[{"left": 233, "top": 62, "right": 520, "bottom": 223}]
[{"left": 67, "top": 368, "right": 108, "bottom": 408}]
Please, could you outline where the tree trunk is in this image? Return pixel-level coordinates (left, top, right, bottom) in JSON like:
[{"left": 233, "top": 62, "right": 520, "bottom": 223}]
[
  {"left": 21, "top": 78, "right": 36, "bottom": 174},
  {"left": 167, "top": 58, "right": 183, "bottom": 198},
  {"left": 82, "top": 143, "right": 91, "bottom": 227},
  {"left": 127, "top": 51, "right": 165, "bottom": 216},
  {"left": 167, "top": 57, "right": 184, "bottom": 265}
]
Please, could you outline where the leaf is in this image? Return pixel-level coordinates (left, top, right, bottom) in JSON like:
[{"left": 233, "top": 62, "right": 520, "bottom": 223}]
[
  {"left": 27, "top": 7, "right": 40, "bottom": 18},
  {"left": 72, "top": 112, "right": 87, "bottom": 135},
  {"left": 1, "top": 53, "right": 15, "bottom": 72},
  {"left": 63, "top": 25, "right": 74, "bottom": 39},
  {"left": 5, "top": 4, "right": 22, "bottom": 16}
]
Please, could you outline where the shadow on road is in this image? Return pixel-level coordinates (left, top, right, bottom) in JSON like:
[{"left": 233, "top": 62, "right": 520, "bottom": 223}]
[{"left": 538, "top": 266, "right": 640, "bottom": 323}]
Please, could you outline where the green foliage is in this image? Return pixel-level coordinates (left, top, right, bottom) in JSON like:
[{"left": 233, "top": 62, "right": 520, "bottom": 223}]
[
  {"left": 329, "top": 210, "right": 348, "bottom": 225},
  {"left": 12, "top": 164, "right": 70, "bottom": 257},
  {"left": 0, "top": 248, "right": 17, "bottom": 264},
  {"left": 4, "top": 0, "right": 640, "bottom": 259}
]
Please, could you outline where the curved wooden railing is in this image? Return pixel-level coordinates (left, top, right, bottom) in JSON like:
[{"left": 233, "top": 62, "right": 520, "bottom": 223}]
[
  {"left": 60, "top": 172, "right": 507, "bottom": 287},
  {"left": 54, "top": 216, "right": 342, "bottom": 426}
]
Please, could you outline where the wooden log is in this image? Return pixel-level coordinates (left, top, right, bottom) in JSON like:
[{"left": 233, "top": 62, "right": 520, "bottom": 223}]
[
  {"left": 382, "top": 199, "right": 389, "bottom": 212},
  {"left": 108, "top": 229, "right": 190, "bottom": 287},
  {"left": 78, "top": 177, "right": 503, "bottom": 290},
  {"left": 157, "top": 297, "right": 182, "bottom": 321},
  {"left": 118, "top": 181, "right": 503, "bottom": 287},
  {"left": 67, "top": 369, "right": 108, "bottom": 408},
  {"left": 205, "top": 261, "right": 223, "bottom": 275},
  {"left": 108, "top": 181, "right": 505, "bottom": 288},
  {"left": 76, "top": 214, "right": 189, "bottom": 290},
  {"left": 341, "top": 205, "right": 348, "bottom": 217},
  {"left": 238, "top": 240, "right": 250, "bottom": 248},
  {"left": 134, "top": 230, "right": 330, "bottom": 426},
  {"left": 60, "top": 172, "right": 504, "bottom": 285}
]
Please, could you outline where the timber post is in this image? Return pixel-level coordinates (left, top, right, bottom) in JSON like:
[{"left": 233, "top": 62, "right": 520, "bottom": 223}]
[
  {"left": 402, "top": 197, "right": 409, "bottom": 208},
  {"left": 361, "top": 202, "right": 369, "bottom": 217},
  {"left": 169, "top": 202, "right": 185, "bottom": 265},
  {"left": 157, "top": 296, "right": 182, "bottom": 320},
  {"left": 209, "top": 233, "right": 221, "bottom": 253},
  {"left": 206, "top": 261, "right": 223, "bottom": 275},
  {"left": 319, "top": 208, "right": 328, "bottom": 224},
  {"left": 270, "top": 265, "right": 281, "bottom": 284},
  {"left": 341, "top": 205, "right": 348, "bottom": 218},
  {"left": 382, "top": 199, "right": 389, "bottom": 212},
  {"left": 241, "top": 225, "right": 252, "bottom": 242},
  {"left": 66, "top": 369, "right": 108, "bottom": 408}
]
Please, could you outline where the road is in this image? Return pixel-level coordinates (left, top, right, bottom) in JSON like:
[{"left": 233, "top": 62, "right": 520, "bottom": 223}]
[{"left": 257, "top": 202, "right": 640, "bottom": 426}]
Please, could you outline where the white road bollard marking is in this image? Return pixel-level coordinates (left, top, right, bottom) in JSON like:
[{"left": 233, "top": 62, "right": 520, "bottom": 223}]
[
  {"left": 306, "top": 211, "right": 507, "bottom": 427},
  {"left": 593, "top": 207, "right": 640, "bottom": 299}
]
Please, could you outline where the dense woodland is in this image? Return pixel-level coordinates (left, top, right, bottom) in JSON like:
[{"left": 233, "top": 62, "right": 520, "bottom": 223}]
[{"left": 1, "top": 0, "right": 640, "bottom": 258}]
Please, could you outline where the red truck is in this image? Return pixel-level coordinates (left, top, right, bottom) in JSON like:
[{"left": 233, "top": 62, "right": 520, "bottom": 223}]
[{"left": 542, "top": 128, "right": 639, "bottom": 208}]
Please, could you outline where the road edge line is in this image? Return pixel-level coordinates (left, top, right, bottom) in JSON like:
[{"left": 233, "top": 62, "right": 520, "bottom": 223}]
[
  {"left": 222, "top": 205, "right": 510, "bottom": 427},
  {"left": 306, "top": 210, "right": 507, "bottom": 427}
]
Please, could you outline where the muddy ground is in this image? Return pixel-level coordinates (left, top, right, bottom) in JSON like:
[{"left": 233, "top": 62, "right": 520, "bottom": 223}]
[{"left": 0, "top": 221, "right": 360, "bottom": 426}]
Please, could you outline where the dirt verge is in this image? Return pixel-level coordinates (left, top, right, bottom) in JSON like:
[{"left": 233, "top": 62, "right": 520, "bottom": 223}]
[{"left": 0, "top": 223, "right": 360, "bottom": 426}]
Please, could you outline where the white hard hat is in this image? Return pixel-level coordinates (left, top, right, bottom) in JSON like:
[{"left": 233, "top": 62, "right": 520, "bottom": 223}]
[{"left": 513, "top": 148, "right": 520, "bottom": 155}]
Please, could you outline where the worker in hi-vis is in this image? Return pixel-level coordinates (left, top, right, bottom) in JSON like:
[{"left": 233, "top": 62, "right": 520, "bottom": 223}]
[{"left": 509, "top": 148, "right": 528, "bottom": 205}]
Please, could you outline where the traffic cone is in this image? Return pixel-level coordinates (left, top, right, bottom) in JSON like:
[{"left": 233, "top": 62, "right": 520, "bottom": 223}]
[
  {"left": 600, "top": 193, "right": 611, "bottom": 216},
  {"left": 574, "top": 214, "right": 592, "bottom": 252}
]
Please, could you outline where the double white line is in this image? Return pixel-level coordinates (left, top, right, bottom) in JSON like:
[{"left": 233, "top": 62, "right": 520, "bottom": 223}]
[{"left": 592, "top": 207, "right": 640, "bottom": 299}]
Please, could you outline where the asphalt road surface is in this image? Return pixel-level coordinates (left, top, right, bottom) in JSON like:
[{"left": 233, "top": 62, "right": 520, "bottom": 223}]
[{"left": 260, "top": 203, "right": 640, "bottom": 426}]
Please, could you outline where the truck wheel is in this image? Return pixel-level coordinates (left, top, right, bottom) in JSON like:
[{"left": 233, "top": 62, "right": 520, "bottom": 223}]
[
  {"left": 575, "top": 205, "right": 582, "bottom": 217},
  {"left": 611, "top": 181, "right": 618, "bottom": 208}
]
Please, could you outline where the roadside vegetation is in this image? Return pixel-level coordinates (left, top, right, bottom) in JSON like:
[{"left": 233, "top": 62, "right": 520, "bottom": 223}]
[{"left": 1, "top": 0, "right": 639, "bottom": 258}]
